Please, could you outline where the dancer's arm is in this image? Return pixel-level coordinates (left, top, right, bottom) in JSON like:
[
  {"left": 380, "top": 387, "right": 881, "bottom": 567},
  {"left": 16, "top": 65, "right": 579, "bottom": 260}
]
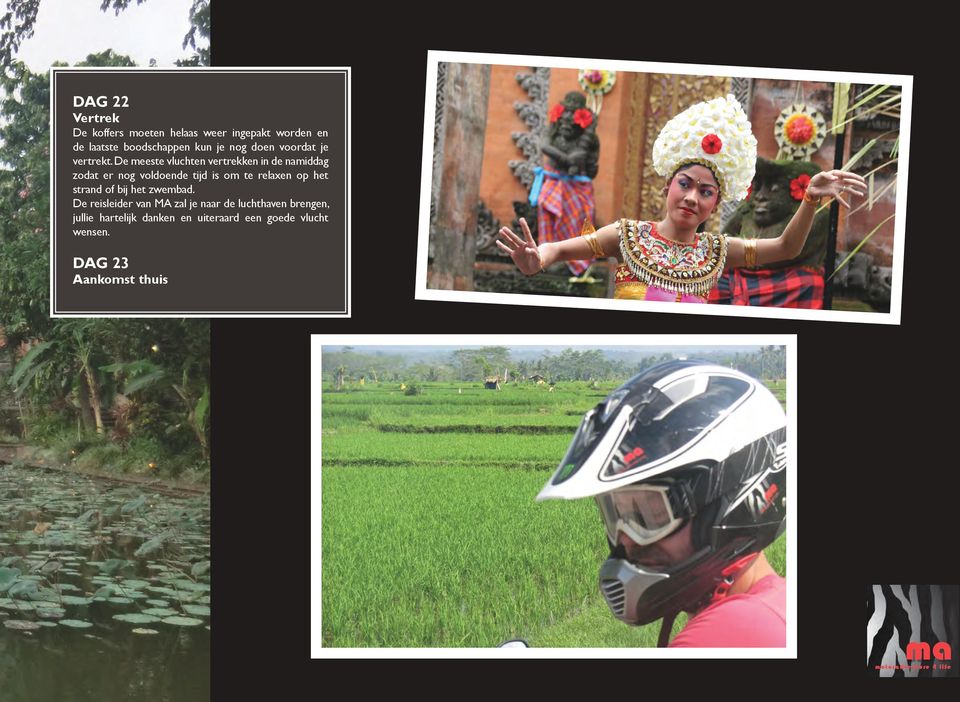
[
  {"left": 497, "top": 219, "right": 619, "bottom": 275},
  {"left": 726, "top": 170, "right": 867, "bottom": 269}
]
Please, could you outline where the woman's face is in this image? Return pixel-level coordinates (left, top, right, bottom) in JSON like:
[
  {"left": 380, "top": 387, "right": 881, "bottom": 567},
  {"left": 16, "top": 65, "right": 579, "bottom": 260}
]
[{"left": 666, "top": 165, "right": 720, "bottom": 228}]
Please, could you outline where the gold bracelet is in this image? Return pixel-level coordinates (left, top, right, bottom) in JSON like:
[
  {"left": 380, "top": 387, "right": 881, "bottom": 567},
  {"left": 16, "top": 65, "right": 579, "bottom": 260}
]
[
  {"left": 803, "top": 189, "right": 820, "bottom": 205},
  {"left": 744, "top": 238, "right": 758, "bottom": 268},
  {"left": 582, "top": 232, "right": 605, "bottom": 258}
]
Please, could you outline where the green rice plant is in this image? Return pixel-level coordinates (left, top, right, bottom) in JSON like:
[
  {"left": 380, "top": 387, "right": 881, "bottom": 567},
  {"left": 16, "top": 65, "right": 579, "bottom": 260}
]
[
  {"left": 321, "top": 465, "right": 606, "bottom": 647},
  {"left": 322, "top": 431, "right": 571, "bottom": 469},
  {"left": 321, "top": 465, "right": 787, "bottom": 648},
  {"left": 320, "top": 379, "right": 790, "bottom": 648}
]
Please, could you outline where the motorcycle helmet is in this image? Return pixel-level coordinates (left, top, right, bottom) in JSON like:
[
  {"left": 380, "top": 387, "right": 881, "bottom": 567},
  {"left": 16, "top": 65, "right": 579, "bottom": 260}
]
[{"left": 536, "top": 360, "right": 786, "bottom": 638}]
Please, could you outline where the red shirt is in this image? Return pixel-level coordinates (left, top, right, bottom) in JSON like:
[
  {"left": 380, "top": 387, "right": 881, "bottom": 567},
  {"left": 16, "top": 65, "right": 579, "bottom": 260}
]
[{"left": 669, "top": 574, "right": 786, "bottom": 647}]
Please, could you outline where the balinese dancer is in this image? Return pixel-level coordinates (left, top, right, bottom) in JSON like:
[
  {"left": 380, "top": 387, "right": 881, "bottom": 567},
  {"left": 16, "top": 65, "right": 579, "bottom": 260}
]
[{"left": 498, "top": 94, "right": 866, "bottom": 303}]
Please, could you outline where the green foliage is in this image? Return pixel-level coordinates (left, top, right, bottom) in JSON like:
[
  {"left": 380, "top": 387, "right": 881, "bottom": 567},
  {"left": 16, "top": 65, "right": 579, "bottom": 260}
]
[{"left": 1, "top": 1, "right": 209, "bottom": 67}]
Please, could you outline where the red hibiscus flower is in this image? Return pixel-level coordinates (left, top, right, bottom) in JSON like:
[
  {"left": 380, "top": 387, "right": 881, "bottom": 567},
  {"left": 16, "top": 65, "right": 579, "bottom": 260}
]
[
  {"left": 745, "top": 184, "right": 752, "bottom": 201},
  {"left": 548, "top": 103, "right": 564, "bottom": 123},
  {"left": 789, "top": 173, "right": 811, "bottom": 201},
  {"left": 701, "top": 133, "right": 722, "bottom": 154},
  {"left": 573, "top": 108, "right": 594, "bottom": 129}
]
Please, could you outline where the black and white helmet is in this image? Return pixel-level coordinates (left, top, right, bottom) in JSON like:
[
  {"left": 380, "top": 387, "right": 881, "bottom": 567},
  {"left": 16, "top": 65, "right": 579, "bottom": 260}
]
[{"left": 537, "top": 360, "right": 786, "bottom": 627}]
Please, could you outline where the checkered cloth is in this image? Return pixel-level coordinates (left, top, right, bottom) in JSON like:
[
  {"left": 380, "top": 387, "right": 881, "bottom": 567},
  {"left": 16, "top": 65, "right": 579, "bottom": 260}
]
[
  {"left": 709, "top": 266, "right": 825, "bottom": 308},
  {"left": 533, "top": 169, "right": 595, "bottom": 276}
]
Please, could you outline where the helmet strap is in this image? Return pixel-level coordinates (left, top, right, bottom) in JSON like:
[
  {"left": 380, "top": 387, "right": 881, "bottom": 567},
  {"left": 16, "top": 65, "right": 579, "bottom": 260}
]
[{"left": 658, "top": 610, "right": 678, "bottom": 648}]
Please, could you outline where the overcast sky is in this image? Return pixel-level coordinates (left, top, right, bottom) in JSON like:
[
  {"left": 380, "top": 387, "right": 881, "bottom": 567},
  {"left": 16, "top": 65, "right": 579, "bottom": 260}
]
[{"left": 17, "top": 0, "right": 201, "bottom": 70}]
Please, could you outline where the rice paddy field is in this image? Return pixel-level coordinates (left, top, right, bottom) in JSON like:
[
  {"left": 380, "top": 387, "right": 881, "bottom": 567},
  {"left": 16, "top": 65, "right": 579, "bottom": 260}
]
[{"left": 320, "top": 380, "right": 787, "bottom": 648}]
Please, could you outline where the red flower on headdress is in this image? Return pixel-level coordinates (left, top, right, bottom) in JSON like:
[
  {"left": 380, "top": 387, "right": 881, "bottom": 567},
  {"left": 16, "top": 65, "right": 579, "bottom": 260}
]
[
  {"left": 789, "top": 173, "right": 811, "bottom": 201},
  {"left": 745, "top": 185, "right": 752, "bottom": 201},
  {"left": 548, "top": 103, "right": 564, "bottom": 123},
  {"left": 701, "top": 134, "right": 722, "bottom": 154},
  {"left": 573, "top": 108, "right": 594, "bottom": 129}
]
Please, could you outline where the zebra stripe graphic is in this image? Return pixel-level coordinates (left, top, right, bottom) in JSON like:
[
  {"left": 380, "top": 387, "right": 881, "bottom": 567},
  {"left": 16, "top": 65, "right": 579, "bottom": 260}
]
[{"left": 866, "top": 584, "right": 959, "bottom": 678}]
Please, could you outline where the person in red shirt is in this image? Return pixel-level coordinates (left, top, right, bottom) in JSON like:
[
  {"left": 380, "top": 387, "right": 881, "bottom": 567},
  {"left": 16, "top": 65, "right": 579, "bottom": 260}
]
[{"left": 537, "top": 360, "right": 787, "bottom": 647}]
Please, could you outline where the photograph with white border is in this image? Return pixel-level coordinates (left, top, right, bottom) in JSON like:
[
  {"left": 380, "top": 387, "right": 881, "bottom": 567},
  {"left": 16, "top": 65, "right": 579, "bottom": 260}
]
[
  {"left": 312, "top": 334, "right": 797, "bottom": 658},
  {"left": 416, "top": 50, "right": 909, "bottom": 324}
]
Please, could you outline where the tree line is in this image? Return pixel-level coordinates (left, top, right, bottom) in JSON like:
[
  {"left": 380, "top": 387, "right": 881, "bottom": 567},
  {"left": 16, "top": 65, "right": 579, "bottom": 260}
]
[
  {"left": 0, "top": 7, "right": 210, "bottom": 473},
  {"left": 323, "top": 346, "right": 787, "bottom": 386}
]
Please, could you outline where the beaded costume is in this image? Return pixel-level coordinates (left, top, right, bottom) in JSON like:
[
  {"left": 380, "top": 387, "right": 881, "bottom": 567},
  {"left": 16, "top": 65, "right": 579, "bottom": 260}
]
[{"left": 613, "top": 219, "right": 727, "bottom": 303}]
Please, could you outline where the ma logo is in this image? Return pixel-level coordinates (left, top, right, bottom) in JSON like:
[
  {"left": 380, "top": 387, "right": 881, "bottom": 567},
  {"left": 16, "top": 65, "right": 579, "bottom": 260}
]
[{"left": 906, "top": 641, "right": 952, "bottom": 660}]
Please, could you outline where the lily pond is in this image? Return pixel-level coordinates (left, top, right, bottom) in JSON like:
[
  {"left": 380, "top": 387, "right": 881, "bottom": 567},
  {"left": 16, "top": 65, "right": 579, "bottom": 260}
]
[{"left": 0, "top": 464, "right": 210, "bottom": 701}]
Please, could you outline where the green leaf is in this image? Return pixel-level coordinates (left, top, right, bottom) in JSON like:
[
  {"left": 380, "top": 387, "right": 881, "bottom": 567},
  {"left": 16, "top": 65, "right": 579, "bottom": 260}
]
[
  {"left": 0, "top": 566, "right": 21, "bottom": 593},
  {"left": 194, "top": 386, "right": 210, "bottom": 432},
  {"left": 829, "top": 213, "right": 898, "bottom": 279},
  {"left": 9, "top": 340, "right": 54, "bottom": 388},
  {"left": 9, "top": 579, "right": 38, "bottom": 600},
  {"left": 832, "top": 83, "right": 850, "bottom": 135},
  {"left": 845, "top": 84, "right": 890, "bottom": 113},
  {"left": 124, "top": 369, "right": 167, "bottom": 395}
]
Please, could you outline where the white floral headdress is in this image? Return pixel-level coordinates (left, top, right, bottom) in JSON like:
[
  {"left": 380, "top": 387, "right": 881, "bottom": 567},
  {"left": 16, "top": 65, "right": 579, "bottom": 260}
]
[{"left": 652, "top": 94, "right": 758, "bottom": 202}]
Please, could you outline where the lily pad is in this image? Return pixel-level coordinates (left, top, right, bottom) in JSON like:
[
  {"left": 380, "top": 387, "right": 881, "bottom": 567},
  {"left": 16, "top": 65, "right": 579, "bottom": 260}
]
[
  {"left": 60, "top": 595, "right": 92, "bottom": 606},
  {"left": 161, "top": 616, "right": 204, "bottom": 626},
  {"left": 0, "top": 567, "right": 21, "bottom": 593},
  {"left": 36, "top": 607, "right": 66, "bottom": 620},
  {"left": 182, "top": 604, "right": 210, "bottom": 617},
  {"left": 59, "top": 619, "right": 94, "bottom": 628},
  {"left": 146, "top": 599, "right": 169, "bottom": 607},
  {"left": 142, "top": 607, "right": 178, "bottom": 618},
  {"left": 8, "top": 580, "right": 38, "bottom": 600},
  {"left": 113, "top": 613, "right": 161, "bottom": 624},
  {"left": 132, "top": 628, "right": 160, "bottom": 635},
  {"left": 106, "top": 597, "right": 134, "bottom": 605},
  {"left": 120, "top": 579, "right": 150, "bottom": 589},
  {"left": 3, "top": 619, "right": 41, "bottom": 631}
]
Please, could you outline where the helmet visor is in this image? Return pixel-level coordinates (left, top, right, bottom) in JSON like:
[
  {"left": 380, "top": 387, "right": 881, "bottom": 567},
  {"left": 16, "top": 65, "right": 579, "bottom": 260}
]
[{"left": 596, "top": 484, "right": 684, "bottom": 546}]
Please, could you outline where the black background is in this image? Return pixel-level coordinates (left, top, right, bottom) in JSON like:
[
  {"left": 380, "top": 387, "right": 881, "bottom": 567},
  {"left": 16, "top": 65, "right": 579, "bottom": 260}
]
[{"left": 209, "top": 6, "right": 952, "bottom": 695}]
